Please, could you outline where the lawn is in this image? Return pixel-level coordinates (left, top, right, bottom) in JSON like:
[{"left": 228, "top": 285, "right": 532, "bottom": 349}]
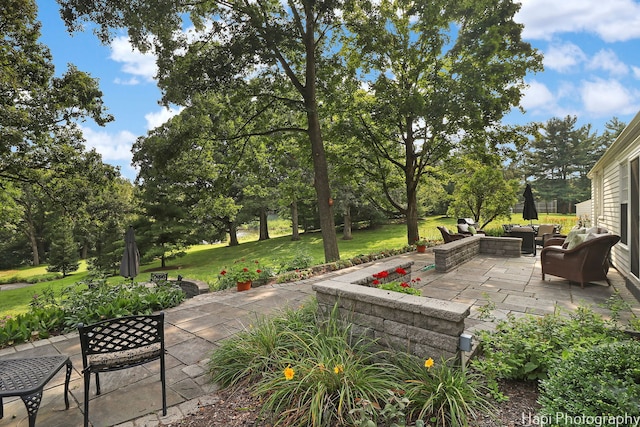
[{"left": 0, "top": 214, "right": 577, "bottom": 317}]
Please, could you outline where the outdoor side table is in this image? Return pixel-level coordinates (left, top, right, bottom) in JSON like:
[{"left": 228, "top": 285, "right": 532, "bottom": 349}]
[{"left": 0, "top": 355, "right": 72, "bottom": 427}]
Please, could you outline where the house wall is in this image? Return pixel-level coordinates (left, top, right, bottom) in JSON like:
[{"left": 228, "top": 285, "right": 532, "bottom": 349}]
[
  {"left": 589, "top": 110, "right": 640, "bottom": 298},
  {"left": 575, "top": 199, "right": 592, "bottom": 219}
]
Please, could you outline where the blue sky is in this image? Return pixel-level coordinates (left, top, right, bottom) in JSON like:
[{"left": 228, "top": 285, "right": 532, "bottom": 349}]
[{"left": 36, "top": 0, "right": 640, "bottom": 181}]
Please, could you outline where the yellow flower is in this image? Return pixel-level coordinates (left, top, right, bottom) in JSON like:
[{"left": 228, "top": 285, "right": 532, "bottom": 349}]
[
  {"left": 424, "top": 358, "right": 434, "bottom": 369},
  {"left": 284, "top": 365, "right": 295, "bottom": 380},
  {"left": 333, "top": 364, "right": 344, "bottom": 374}
]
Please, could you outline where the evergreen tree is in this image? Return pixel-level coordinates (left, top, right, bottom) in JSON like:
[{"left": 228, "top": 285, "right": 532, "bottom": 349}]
[
  {"left": 524, "top": 116, "right": 611, "bottom": 213},
  {"left": 47, "top": 220, "right": 80, "bottom": 277}
]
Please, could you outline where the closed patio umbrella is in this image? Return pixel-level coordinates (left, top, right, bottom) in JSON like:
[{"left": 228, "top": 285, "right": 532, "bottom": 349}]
[
  {"left": 120, "top": 226, "right": 140, "bottom": 280},
  {"left": 522, "top": 183, "right": 538, "bottom": 223}
]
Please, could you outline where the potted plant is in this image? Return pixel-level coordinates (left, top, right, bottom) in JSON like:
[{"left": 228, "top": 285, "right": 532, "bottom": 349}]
[
  {"left": 219, "top": 259, "right": 262, "bottom": 292},
  {"left": 414, "top": 238, "right": 428, "bottom": 253}
]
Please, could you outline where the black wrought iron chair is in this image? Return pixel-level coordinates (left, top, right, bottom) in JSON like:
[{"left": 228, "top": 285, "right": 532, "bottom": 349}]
[
  {"left": 77, "top": 313, "right": 167, "bottom": 427},
  {"left": 150, "top": 272, "right": 169, "bottom": 282}
]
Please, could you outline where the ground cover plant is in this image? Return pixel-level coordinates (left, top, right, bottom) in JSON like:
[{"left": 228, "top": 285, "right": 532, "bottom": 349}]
[
  {"left": 209, "top": 301, "right": 494, "bottom": 427},
  {"left": 0, "top": 280, "right": 185, "bottom": 348}
]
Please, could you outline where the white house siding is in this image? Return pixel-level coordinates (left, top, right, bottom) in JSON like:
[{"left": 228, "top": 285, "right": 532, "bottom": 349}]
[
  {"left": 575, "top": 199, "right": 591, "bottom": 219},
  {"left": 588, "top": 110, "right": 640, "bottom": 296},
  {"left": 602, "top": 162, "right": 627, "bottom": 273}
]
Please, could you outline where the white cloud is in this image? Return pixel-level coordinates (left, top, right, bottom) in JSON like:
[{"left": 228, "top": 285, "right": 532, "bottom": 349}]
[
  {"left": 543, "top": 42, "right": 586, "bottom": 73},
  {"left": 113, "top": 76, "right": 141, "bottom": 85},
  {"left": 632, "top": 66, "right": 640, "bottom": 79},
  {"left": 520, "top": 80, "right": 555, "bottom": 110},
  {"left": 580, "top": 78, "right": 639, "bottom": 116},
  {"left": 81, "top": 126, "right": 137, "bottom": 162},
  {"left": 109, "top": 36, "right": 157, "bottom": 83},
  {"left": 517, "top": 0, "right": 640, "bottom": 42},
  {"left": 144, "top": 106, "right": 184, "bottom": 130},
  {"left": 587, "top": 49, "right": 629, "bottom": 76}
]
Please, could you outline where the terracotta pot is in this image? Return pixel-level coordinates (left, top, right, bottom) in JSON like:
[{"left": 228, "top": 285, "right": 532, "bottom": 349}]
[
  {"left": 236, "top": 280, "right": 252, "bottom": 292},
  {"left": 416, "top": 245, "right": 426, "bottom": 253}
]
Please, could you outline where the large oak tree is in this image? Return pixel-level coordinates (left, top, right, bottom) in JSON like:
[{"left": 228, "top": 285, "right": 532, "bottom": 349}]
[
  {"left": 341, "top": 0, "right": 542, "bottom": 244},
  {"left": 58, "top": 0, "right": 343, "bottom": 262}
]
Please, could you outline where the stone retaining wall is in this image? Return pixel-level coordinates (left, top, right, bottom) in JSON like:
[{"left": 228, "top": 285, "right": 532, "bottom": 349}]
[
  {"left": 312, "top": 258, "right": 470, "bottom": 361},
  {"left": 432, "top": 235, "right": 521, "bottom": 272},
  {"left": 172, "top": 278, "right": 209, "bottom": 298},
  {"left": 313, "top": 281, "right": 470, "bottom": 361}
]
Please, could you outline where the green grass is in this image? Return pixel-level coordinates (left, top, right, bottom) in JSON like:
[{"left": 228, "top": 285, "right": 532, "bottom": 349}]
[{"left": 0, "top": 214, "right": 578, "bottom": 318}]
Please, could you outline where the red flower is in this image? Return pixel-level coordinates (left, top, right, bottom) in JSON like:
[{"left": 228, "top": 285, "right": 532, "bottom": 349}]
[
  {"left": 395, "top": 267, "right": 407, "bottom": 275},
  {"left": 373, "top": 279, "right": 380, "bottom": 285},
  {"left": 220, "top": 270, "right": 227, "bottom": 275},
  {"left": 256, "top": 269, "right": 262, "bottom": 273},
  {"left": 373, "top": 271, "right": 389, "bottom": 279},
  {"left": 415, "top": 277, "right": 421, "bottom": 281},
  {"left": 400, "top": 282, "right": 410, "bottom": 288},
  {"left": 242, "top": 267, "right": 249, "bottom": 272}
]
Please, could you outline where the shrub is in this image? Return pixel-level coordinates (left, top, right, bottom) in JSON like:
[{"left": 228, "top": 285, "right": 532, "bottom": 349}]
[
  {"left": 397, "top": 355, "right": 494, "bottom": 427},
  {"left": 471, "top": 306, "right": 628, "bottom": 387},
  {"left": 26, "top": 273, "right": 63, "bottom": 283},
  {"left": 538, "top": 340, "right": 640, "bottom": 422},
  {"left": 278, "top": 249, "right": 314, "bottom": 273}
]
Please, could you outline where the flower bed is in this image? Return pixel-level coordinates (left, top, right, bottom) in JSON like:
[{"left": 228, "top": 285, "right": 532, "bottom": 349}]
[{"left": 350, "top": 262, "right": 414, "bottom": 287}]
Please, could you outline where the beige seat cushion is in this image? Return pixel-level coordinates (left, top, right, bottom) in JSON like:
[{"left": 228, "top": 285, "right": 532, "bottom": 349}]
[
  {"left": 537, "top": 224, "right": 555, "bottom": 235},
  {"left": 87, "top": 343, "right": 161, "bottom": 370}
]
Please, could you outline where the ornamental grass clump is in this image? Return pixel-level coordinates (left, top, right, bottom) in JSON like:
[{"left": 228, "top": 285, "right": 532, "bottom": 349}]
[
  {"left": 209, "top": 302, "right": 317, "bottom": 387},
  {"left": 210, "top": 302, "right": 400, "bottom": 426},
  {"left": 397, "top": 354, "right": 494, "bottom": 427},
  {"left": 254, "top": 317, "right": 399, "bottom": 426}
]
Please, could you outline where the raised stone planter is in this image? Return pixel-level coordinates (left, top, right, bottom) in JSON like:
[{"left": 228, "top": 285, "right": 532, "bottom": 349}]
[
  {"left": 312, "top": 258, "right": 470, "bottom": 361},
  {"left": 313, "top": 281, "right": 470, "bottom": 361},
  {"left": 171, "top": 278, "right": 209, "bottom": 298},
  {"left": 433, "top": 235, "right": 521, "bottom": 272}
]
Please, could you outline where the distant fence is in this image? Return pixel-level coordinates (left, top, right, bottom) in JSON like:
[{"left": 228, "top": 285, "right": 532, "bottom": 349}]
[{"left": 513, "top": 200, "right": 557, "bottom": 214}]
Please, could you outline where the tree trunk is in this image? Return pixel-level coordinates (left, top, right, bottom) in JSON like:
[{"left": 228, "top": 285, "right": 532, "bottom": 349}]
[
  {"left": 342, "top": 205, "right": 353, "bottom": 240},
  {"left": 303, "top": 6, "right": 339, "bottom": 262},
  {"left": 405, "top": 119, "right": 420, "bottom": 245},
  {"left": 29, "top": 231, "right": 40, "bottom": 266},
  {"left": 228, "top": 222, "right": 239, "bottom": 246},
  {"left": 259, "top": 207, "right": 270, "bottom": 240},
  {"left": 291, "top": 201, "right": 300, "bottom": 241},
  {"left": 22, "top": 216, "right": 40, "bottom": 266},
  {"left": 406, "top": 187, "right": 419, "bottom": 245}
]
